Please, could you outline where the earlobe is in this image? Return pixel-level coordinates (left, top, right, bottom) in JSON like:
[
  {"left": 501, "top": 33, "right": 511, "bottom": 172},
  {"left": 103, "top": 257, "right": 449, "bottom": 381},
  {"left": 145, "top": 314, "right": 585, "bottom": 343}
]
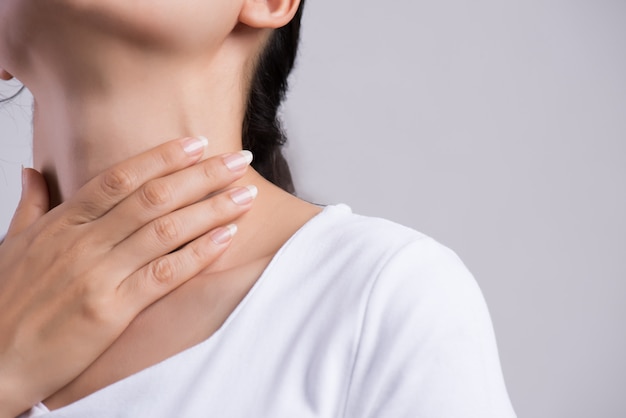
[
  {"left": 0, "top": 68, "right": 14, "bottom": 81},
  {"left": 239, "top": 0, "right": 301, "bottom": 29}
]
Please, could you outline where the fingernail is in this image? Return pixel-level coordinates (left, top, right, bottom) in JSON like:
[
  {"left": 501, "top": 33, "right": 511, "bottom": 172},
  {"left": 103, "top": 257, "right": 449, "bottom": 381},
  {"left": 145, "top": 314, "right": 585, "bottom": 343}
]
[
  {"left": 223, "top": 150, "right": 253, "bottom": 171},
  {"left": 230, "top": 185, "right": 258, "bottom": 205},
  {"left": 210, "top": 224, "right": 238, "bottom": 245},
  {"left": 182, "top": 136, "right": 209, "bottom": 155}
]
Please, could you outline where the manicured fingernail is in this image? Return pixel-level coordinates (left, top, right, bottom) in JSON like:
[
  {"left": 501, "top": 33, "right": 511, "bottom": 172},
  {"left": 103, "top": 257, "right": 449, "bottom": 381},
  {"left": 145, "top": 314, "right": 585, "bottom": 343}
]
[
  {"left": 210, "top": 224, "right": 238, "bottom": 245},
  {"left": 230, "top": 185, "right": 258, "bottom": 205},
  {"left": 223, "top": 150, "right": 253, "bottom": 171},
  {"left": 182, "top": 136, "right": 209, "bottom": 155}
]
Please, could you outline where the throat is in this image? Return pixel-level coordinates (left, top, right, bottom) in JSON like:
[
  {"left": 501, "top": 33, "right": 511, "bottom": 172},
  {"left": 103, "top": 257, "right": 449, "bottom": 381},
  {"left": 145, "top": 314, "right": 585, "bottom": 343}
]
[{"left": 30, "top": 56, "right": 246, "bottom": 205}]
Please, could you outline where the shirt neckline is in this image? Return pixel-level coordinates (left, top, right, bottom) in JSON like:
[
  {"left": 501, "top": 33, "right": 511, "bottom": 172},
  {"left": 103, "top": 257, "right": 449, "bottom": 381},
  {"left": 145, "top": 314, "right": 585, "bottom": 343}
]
[{"left": 38, "top": 203, "right": 350, "bottom": 415}]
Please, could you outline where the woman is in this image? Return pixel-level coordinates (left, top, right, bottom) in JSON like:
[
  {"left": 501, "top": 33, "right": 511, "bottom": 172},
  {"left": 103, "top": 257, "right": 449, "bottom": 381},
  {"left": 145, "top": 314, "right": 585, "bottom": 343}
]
[{"left": 0, "top": 0, "right": 516, "bottom": 416}]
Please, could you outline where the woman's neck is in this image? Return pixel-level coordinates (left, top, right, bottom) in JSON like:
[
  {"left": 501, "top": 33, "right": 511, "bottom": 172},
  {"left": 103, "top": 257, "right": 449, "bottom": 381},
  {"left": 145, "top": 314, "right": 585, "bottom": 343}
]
[
  {"left": 31, "top": 52, "right": 248, "bottom": 206},
  {"left": 16, "top": 12, "right": 322, "bottom": 273},
  {"left": 26, "top": 46, "right": 323, "bottom": 275}
]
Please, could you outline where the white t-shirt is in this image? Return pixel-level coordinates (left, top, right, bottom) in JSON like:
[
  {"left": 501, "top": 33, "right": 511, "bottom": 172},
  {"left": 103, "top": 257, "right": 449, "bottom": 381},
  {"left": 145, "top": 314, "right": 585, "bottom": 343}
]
[{"left": 22, "top": 204, "right": 516, "bottom": 417}]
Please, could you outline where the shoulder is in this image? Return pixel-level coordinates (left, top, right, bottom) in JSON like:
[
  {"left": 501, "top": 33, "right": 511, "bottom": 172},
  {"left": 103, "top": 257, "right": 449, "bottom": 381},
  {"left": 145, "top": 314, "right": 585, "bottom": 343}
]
[
  {"left": 286, "top": 205, "right": 488, "bottom": 332},
  {"left": 301, "top": 205, "right": 500, "bottom": 356},
  {"left": 302, "top": 204, "right": 472, "bottom": 292},
  {"left": 301, "top": 204, "right": 430, "bottom": 270},
  {"left": 340, "top": 216, "right": 491, "bottom": 359},
  {"left": 316, "top": 204, "right": 426, "bottom": 244},
  {"left": 309, "top": 206, "right": 517, "bottom": 417}
]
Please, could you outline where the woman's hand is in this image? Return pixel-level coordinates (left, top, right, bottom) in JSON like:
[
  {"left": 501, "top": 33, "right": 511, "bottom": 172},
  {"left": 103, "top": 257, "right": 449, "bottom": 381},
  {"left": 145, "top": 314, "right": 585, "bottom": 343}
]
[{"left": 0, "top": 136, "right": 256, "bottom": 417}]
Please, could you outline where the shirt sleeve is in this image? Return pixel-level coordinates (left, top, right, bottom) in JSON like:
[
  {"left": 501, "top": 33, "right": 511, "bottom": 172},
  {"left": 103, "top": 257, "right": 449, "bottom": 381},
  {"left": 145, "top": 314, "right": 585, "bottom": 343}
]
[{"left": 341, "top": 237, "right": 517, "bottom": 418}]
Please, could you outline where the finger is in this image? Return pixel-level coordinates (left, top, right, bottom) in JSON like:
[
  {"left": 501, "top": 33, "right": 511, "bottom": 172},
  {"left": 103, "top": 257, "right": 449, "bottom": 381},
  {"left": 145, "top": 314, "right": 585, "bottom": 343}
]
[
  {"left": 108, "top": 184, "right": 257, "bottom": 274},
  {"left": 66, "top": 136, "right": 209, "bottom": 224},
  {"left": 116, "top": 223, "right": 238, "bottom": 315},
  {"left": 5, "top": 168, "right": 50, "bottom": 240},
  {"left": 95, "top": 150, "right": 253, "bottom": 245}
]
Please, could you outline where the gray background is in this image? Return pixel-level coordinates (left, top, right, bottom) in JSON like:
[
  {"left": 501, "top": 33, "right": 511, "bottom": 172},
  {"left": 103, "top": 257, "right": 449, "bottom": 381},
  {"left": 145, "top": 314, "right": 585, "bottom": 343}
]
[{"left": 1, "top": 1, "right": 625, "bottom": 417}]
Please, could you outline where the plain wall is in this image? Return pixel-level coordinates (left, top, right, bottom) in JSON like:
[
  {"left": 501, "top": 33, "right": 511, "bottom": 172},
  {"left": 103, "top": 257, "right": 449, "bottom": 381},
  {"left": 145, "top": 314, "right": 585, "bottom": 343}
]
[{"left": 1, "top": 1, "right": 625, "bottom": 417}]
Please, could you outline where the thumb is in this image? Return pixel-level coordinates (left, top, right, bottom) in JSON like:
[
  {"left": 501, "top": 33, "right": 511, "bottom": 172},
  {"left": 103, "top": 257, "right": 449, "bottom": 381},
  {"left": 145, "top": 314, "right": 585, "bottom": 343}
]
[{"left": 5, "top": 167, "right": 50, "bottom": 240}]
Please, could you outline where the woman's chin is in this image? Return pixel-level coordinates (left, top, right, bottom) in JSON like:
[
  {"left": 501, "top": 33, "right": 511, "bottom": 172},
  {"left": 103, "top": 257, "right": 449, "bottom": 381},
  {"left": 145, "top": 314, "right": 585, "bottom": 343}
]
[{"left": 1, "top": 0, "right": 241, "bottom": 53}]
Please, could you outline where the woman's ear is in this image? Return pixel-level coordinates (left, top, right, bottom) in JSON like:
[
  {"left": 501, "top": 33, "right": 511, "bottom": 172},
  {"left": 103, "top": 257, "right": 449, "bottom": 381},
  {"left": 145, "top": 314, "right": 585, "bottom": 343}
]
[
  {"left": 0, "top": 68, "right": 14, "bottom": 81},
  {"left": 239, "top": 0, "right": 301, "bottom": 29}
]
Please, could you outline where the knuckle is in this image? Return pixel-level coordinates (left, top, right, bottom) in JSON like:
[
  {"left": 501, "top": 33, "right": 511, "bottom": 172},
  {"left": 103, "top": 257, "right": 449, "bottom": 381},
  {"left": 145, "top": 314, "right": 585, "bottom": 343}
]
[
  {"left": 140, "top": 181, "right": 172, "bottom": 208},
  {"left": 152, "top": 216, "right": 180, "bottom": 244},
  {"left": 80, "top": 285, "right": 115, "bottom": 325},
  {"left": 81, "top": 299, "right": 108, "bottom": 324},
  {"left": 72, "top": 198, "right": 104, "bottom": 223},
  {"left": 101, "top": 168, "right": 137, "bottom": 196},
  {"left": 148, "top": 257, "right": 177, "bottom": 286}
]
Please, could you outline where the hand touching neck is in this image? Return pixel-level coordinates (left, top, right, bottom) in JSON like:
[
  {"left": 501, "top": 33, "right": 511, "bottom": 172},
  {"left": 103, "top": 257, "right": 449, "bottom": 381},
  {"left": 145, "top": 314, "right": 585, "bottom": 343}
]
[{"left": 31, "top": 50, "right": 249, "bottom": 206}]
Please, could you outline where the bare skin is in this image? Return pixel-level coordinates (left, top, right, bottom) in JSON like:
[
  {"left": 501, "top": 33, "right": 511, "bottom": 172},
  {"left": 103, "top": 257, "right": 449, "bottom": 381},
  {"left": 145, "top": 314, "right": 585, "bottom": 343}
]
[
  {"left": 0, "top": 142, "right": 256, "bottom": 415},
  {"left": 0, "top": 0, "right": 319, "bottom": 413}
]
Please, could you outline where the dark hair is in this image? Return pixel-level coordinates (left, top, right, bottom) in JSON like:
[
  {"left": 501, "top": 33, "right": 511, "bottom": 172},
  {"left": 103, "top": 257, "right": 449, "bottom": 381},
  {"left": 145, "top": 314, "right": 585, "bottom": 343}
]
[
  {"left": 1, "top": 1, "right": 305, "bottom": 192},
  {"left": 243, "top": 0, "right": 305, "bottom": 194}
]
